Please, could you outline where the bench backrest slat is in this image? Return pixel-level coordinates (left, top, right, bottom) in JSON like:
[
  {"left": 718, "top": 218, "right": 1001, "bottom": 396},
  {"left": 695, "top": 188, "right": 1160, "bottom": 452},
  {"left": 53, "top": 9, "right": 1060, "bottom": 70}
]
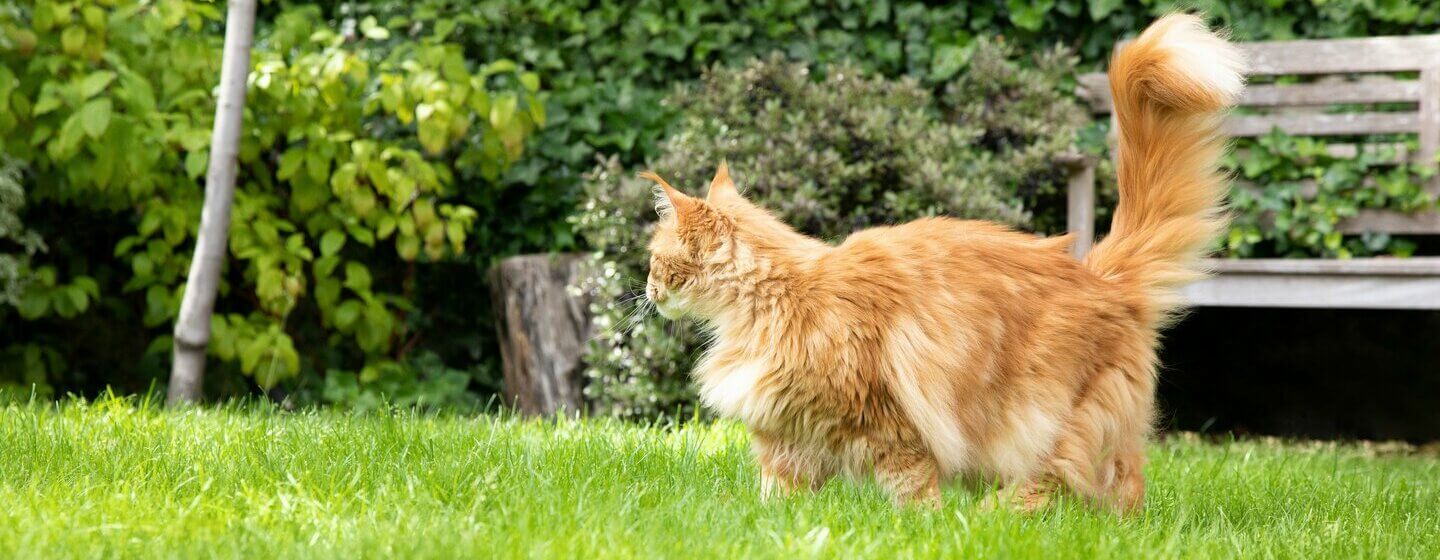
[{"left": 1244, "top": 35, "right": 1440, "bottom": 75}]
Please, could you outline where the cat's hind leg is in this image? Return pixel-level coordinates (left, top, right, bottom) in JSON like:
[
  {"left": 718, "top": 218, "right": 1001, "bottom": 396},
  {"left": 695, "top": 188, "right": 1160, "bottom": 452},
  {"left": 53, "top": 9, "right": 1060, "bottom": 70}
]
[{"left": 1011, "top": 363, "right": 1155, "bottom": 514}]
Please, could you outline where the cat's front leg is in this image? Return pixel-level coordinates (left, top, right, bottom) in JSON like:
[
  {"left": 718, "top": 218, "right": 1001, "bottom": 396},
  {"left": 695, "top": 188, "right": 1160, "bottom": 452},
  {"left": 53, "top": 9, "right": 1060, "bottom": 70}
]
[
  {"left": 753, "top": 432, "right": 832, "bottom": 501},
  {"left": 873, "top": 446, "right": 942, "bottom": 508}
]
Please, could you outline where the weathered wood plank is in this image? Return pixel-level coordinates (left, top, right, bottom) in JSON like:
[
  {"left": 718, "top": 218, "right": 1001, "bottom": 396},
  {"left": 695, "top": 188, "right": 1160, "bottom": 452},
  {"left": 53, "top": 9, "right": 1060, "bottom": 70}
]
[
  {"left": 1079, "top": 76, "right": 1423, "bottom": 113},
  {"left": 1420, "top": 66, "right": 1440, "bottom": 195},
  {"left": 1206, "top": 257, "right": 1440, "bottom": 276},
  {"left": 489, "top": 253, "right": 592, "bottom": 417},
  {"left": 1076, "top": 73, "right": 1110, "bottom": 112},
  {"left": 1066, "top": 162, "right": 1096, "bottom": 259},
  {"left": 1339, "top": 209, "right": 1440, "bottom": 234},
  {"left": 1242, "top": 81, "right": 1422, "bottom": 107},
  {"left": 1183, "top": 272, "right": 1440, "bottom": 309},
  {"left": 1242, "top": 35, "right": 1440, "bottom": 75},
  {"left": 1224, "top": 112, "right": 1419, "bottom": 137}
]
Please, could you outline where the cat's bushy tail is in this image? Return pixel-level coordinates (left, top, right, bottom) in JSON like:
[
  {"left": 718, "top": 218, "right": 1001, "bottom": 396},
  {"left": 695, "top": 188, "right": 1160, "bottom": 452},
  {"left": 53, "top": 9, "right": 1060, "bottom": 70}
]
[{"left": 1084, "top": 13, "right": 1246, "bottom": 329}]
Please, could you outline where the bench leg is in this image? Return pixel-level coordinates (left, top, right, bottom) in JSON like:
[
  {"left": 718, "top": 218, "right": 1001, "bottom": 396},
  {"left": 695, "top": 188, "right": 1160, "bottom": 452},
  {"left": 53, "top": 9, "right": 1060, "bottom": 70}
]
[{"left": 1066, "top": 162, "right": 1096, "bottom": 260}]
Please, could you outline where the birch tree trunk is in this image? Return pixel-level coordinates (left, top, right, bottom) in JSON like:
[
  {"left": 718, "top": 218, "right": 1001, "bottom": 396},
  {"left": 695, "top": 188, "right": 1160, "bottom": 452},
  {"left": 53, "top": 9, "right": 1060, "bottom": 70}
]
[{"left": 168, "top": 0, "right": 258, "bottom": 406}]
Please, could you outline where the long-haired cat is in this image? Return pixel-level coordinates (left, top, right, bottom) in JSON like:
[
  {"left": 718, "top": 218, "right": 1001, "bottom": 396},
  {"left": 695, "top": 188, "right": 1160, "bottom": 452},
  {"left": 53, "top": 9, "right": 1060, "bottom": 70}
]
[{"left": 639, "top": 14, "right": 1244, "bottom": 513}]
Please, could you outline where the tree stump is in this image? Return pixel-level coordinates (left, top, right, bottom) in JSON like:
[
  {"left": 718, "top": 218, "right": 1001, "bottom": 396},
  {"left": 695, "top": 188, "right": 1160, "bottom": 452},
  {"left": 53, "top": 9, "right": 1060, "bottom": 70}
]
[{"left": 488, "top": 253, "right": 592, "bottom": 416}]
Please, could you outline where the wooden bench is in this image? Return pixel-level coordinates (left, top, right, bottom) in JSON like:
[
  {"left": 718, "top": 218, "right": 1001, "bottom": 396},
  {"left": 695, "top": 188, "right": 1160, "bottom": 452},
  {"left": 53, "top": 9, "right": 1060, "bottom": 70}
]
[{"left": 1066, "top": 34, "right": 1440, "bottom": 310}]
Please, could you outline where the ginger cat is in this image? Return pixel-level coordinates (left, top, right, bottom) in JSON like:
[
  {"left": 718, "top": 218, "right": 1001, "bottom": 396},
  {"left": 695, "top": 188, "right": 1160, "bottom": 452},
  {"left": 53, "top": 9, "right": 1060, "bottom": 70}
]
[{"left": 639, "top": 14, "right": 1244, "bottom": 513}]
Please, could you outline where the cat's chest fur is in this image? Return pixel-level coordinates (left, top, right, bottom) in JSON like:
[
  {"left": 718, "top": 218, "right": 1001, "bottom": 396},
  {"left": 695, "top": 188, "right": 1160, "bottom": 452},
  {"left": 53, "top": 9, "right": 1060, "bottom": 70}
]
[{"left": 697, "top": 357, "right": 774, "bottom": 423}]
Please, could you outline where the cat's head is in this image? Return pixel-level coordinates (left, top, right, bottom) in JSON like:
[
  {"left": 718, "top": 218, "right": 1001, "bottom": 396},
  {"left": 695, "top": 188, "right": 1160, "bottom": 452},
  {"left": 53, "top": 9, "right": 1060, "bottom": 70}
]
[{"left": 640, "top": 163, "right": 752, "bottom": 320}]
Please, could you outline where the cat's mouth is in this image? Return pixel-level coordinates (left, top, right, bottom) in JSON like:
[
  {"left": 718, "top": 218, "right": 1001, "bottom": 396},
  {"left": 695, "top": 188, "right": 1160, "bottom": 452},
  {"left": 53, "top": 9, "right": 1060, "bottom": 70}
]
[
  {"left": 655, "top": 299, "right": 684, "bottom": 320},
  {"left": 647, "top": 284, "right": 688, "bottom": 319}
]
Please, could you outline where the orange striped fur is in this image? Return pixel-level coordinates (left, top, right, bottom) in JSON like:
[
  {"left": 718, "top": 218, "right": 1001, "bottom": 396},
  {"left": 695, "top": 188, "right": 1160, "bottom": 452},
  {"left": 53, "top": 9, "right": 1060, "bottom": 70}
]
[{"left": 641, "top": 14, "right": 1244, "bottom": 513}]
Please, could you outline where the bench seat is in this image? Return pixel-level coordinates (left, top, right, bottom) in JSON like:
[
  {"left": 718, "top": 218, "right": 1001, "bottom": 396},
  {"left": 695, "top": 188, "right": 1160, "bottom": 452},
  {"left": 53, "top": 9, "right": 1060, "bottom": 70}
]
[{"left": 1183, "top": 258, "right": 1440, "bottom": 309}]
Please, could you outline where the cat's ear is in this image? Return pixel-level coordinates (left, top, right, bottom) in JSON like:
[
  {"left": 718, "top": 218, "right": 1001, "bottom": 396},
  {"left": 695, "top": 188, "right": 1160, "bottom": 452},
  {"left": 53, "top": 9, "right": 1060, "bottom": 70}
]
[
  {"left": 707, "top": 160, "right": 739, "bottom": 202},
  {"left": 639, "top": 171, "right": 696, "bottom": 219}
]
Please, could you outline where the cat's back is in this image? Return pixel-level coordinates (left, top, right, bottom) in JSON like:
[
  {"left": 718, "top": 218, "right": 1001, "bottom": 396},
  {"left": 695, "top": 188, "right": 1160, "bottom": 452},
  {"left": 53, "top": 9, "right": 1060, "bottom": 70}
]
[{"left": 828, "top": 216, "right": 1078, "bottom": 274}]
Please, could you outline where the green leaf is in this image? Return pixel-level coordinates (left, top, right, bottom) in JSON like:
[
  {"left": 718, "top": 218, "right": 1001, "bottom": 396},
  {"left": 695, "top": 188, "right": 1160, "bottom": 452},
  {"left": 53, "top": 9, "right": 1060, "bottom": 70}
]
[
  {"left": 343, "top": 262, "right": 372, "bottom": 293},
  {"left": 80, "top": 71, "right": 116, "bottom": 99},
  {"left": 305, "top": 149, "right": 329, "bottom": 183},
  {"left": 239, "top": 333, "right": 269, "bottom": 374},
  {"left": 377, "top": 215, "right": 397, "bottom": 239},
  {"left": 320, "top": 230, "right": 346, "bottom": 256},
  {"left": 78, "top": 99, "right": 112, "bottom": 139},
  {"left": 82, "top": 5, "right": 105, "bottom": 30},
  {"left": 529, "top": 98, "right": 546, "bottom": 127},
  {"left": 483, "top": 59, "right": 517, "bottom": 75},
  {"left": 396, "top": 234, "right": 419, "bottom": 261},
  {"left": 334, "top": 299, "right": 362, "bottom": 330},
  {"left": 53, "top": 291, "right": 78, "bottom": 318},
  {"left": 489, "top": 93, "right": 517, "bottom": 130},
  {"left": 930, "top": 43, "right": 971, "bottom": 81},
  {"left": 73, "top": 276, "right": 100, "bottom": 299},
  {"left": 520, "top": 72, "right": 541, "bottom": 93},
  {"left": 16, "top": 292, "right": 50, "bottom": 320},
  {"left": 185, "top": 150, "right": 208, "bottom": 179},
  {"left": 61, "top": 26, "right": 86, "bottom": 55},
  {"left": 1007, "top": 0, "right": 1052, "bottom": 31},
  {"left": 360, "top": 16, "right": 391, "bottom": 40},
  {"left": 1087, "top": 0, "right": 1123, "bottom": 20},
  {"left": 316, "top": 277, "right": 341, "bottom": 312},
  {"left": 54, "top": 114, "right": 85, "bottom": 157},
  {"left": 33, "top": 92, "right": 62, "bottom": 116},
  {"left": 63, "top": 285, "right": 89, "bottom": 315},
  {"left": 278, "top": 149, "right": 303, "bottom": 180}
]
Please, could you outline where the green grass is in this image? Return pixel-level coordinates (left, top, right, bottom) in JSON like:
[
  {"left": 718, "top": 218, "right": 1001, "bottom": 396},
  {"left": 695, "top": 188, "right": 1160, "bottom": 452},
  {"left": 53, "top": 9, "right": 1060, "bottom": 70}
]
[{"left": 2, "top": 398, "right": 1437, "bottom": 559}]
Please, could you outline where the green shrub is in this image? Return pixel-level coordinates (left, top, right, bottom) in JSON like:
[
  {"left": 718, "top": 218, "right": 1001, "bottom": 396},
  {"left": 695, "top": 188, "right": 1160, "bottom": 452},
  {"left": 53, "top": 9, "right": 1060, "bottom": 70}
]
[
  {"left": 0, "top": 1, "right": 541, "bottom": 401},
  {"left": 0, "top": 156, "right": 42, "bottom": 309},
  {"left": 573, "top": 50, "right": 1085, "bottom": 418}
]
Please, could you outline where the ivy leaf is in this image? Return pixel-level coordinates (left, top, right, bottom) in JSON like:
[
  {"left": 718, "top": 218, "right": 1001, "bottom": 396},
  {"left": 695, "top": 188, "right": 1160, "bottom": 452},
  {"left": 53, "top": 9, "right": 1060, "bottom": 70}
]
[
  {"left": 930, "top": 43, "right": 972, "bottom": 81},
  {"left": 1087, "top": 0, "right": 1122, "bottom": 20},
  {"left": 1007, "top": 0, "right": 1053, "bottom": 31}
]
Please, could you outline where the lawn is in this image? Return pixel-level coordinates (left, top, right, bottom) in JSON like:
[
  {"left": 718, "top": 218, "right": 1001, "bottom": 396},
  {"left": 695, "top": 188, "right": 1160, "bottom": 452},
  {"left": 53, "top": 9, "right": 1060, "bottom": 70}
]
[{"left": 2, "top": 398, "right": 1437, "bottom": 559}]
